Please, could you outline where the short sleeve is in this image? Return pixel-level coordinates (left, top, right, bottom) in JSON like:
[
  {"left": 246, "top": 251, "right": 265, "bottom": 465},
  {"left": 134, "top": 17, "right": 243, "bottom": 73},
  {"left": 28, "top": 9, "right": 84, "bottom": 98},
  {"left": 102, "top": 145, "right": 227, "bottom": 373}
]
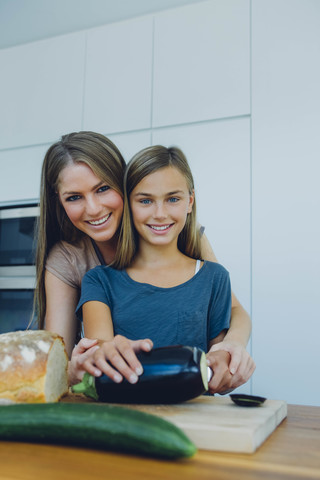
[
  {"left": 208, "top": 268, "right": 231, "bottom": 341},
  {"left": 199, "top": 225, "right": 205, "bottom": 237},
  {"left": 46, "top": 239, "right": 100, "bottom": 290},
  {"left": 76, "top": 267, "right": 111, "bottom": 319},
  {"left": 46, "top": 242, "right": 80, "bottom": 289}
]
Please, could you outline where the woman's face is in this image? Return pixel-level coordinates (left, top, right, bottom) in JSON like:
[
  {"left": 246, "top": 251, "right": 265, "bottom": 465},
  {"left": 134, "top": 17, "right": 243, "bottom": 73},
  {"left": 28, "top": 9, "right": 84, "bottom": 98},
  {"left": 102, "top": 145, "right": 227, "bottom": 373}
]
[
  {"left": 129, "top": 166, "right": 194, "bottom": 249},
  {"left": 58, "top": 162, "right": 123, "bottom": 245}
]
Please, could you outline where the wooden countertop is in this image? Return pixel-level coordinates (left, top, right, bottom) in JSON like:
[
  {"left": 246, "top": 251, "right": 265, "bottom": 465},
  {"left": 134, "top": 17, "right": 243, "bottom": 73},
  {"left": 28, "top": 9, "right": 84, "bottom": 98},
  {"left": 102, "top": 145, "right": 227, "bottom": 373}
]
[{"left": 1, "top": 404, "right": 320, "bottom": 480}]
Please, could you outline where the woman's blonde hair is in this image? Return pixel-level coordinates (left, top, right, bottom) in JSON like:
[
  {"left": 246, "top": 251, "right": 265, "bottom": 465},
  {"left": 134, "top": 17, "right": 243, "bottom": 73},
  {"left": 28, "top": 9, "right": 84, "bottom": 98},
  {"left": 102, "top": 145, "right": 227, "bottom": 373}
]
[
  {"left": 114, "top": 145, "right": 202, "bottom": 269},
  {"left": 34, "top": 131, "right": 126, "bottom": 328}
]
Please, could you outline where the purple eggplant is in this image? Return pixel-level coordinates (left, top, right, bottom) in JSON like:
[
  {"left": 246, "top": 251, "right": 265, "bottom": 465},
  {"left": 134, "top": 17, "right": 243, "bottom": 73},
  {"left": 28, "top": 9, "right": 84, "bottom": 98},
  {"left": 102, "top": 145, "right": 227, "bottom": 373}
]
[{"left": 72, "top": 345, "right": 211, "bottom": 404}]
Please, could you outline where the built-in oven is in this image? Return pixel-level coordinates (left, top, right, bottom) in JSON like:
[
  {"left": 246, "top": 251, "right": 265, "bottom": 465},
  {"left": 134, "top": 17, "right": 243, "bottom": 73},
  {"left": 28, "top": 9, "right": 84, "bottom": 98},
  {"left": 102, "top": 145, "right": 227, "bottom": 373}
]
[{"left": 0, "top": 202, "right": 39, "bottom": 334}]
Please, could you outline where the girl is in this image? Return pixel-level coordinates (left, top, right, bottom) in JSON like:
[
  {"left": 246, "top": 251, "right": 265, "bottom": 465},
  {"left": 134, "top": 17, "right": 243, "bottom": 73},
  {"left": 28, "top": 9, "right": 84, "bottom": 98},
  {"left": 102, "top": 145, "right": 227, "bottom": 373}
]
[
  {"left": 77, "top": 146, "right": 255, "bottom": 394},
  {"left": 35, "top": 131, "right": 254, "bottom": 388}
]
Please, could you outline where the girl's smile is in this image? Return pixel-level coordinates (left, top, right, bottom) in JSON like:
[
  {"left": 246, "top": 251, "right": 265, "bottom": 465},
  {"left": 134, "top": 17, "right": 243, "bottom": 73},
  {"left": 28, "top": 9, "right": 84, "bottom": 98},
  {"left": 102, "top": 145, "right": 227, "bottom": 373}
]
[
  {"left": 147, "top": 223, "right": 174, "bottom": 234},
  {"left": 58, "top": 162, "right": 123, "bottom": 244}
]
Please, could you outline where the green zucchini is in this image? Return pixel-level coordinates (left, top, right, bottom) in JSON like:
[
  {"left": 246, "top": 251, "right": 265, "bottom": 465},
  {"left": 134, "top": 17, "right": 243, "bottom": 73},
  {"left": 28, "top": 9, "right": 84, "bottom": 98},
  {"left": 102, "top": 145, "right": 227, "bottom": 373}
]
[{"left": 0, "top": 403, "right": 196, "bottom": 459}]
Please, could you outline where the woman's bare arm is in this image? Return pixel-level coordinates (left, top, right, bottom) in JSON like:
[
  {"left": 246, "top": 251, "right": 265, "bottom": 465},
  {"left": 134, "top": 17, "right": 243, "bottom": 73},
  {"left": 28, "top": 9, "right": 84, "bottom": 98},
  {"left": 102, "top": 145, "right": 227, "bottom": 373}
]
[
  {"left": 200, "top": 233, "right": 255, "bottom": 385},
  {"left": 200, "top": 233, "right": 252, "bottom": 345},
  {"left": 44, "top": 271, "right": 79, "bottom": 358}
]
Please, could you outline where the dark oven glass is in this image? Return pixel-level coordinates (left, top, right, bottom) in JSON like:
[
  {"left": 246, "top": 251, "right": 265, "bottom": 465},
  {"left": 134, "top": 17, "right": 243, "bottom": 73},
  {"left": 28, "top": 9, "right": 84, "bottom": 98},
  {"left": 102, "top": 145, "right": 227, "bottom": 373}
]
[
  {"left": 0, "top": 289, "right": 36, "bottom": 334},
  {"left": 0, "top": 205, "right": 39, "bottom": 266}
]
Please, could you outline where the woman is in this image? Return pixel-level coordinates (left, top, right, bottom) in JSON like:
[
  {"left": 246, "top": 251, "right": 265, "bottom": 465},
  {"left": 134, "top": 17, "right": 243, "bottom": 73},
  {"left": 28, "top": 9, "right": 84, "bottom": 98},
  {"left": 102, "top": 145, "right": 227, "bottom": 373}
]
[{"left": 34, "top": 131, "right": 254, "bottom": 388}]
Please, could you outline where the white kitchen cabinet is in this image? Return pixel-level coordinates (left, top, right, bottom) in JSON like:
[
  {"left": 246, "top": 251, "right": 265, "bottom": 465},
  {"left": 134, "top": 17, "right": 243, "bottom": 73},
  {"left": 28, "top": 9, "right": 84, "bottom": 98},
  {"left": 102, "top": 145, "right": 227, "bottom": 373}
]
[
  {"left": 152, "top": 0, "right": 250, "bottom": 127},
  {"left": 0, "top": 144, "right": 50, "bottom": 202},
  {"left": 108, "top": 131, "right": 152, "bottom": 164},
  {"left": 0, "top": 33, "right": 85, "bottom": 150},
  {"left": 83, "top": 17, "right": 153, "bottom": 134}
]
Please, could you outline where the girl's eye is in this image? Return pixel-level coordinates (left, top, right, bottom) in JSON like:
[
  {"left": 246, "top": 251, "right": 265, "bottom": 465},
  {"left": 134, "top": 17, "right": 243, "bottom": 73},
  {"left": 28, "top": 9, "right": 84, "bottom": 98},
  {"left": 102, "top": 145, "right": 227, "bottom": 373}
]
[
  {"left": 66, "top": 195, "right": 81, "bottom": 202},
  {"left": 98, "top": 185, "right": 110, "bottom": 193},
  {"left": 168, "top": 197, "right": 179, "bottom": 203},
  {"left": 140, "top": 199, "right": 152, "bottom": 205}
]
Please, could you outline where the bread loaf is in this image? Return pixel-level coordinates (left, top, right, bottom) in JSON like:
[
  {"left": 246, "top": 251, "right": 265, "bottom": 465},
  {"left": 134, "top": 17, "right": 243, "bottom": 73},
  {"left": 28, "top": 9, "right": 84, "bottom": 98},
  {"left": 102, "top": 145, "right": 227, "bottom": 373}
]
[{"left": 0, "top": 330, "right": 68, "bottom": 403}]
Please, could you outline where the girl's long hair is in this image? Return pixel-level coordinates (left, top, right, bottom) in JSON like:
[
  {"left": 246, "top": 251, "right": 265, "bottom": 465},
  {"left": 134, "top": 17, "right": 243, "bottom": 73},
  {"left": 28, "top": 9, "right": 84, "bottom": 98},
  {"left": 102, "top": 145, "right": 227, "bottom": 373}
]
[
  {"left": 113, "top": 145, "right": 202, "bottom": 269},
  {"left": 34, "top": 131, "right": 126, "bottom": 328}
]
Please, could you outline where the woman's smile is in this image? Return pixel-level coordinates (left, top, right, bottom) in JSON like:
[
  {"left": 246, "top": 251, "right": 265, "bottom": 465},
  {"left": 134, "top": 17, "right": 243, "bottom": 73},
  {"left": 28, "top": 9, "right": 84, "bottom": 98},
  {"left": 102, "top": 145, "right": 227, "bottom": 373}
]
[{"left": 86, "top": 213, "right": 112, "bottom": 226}]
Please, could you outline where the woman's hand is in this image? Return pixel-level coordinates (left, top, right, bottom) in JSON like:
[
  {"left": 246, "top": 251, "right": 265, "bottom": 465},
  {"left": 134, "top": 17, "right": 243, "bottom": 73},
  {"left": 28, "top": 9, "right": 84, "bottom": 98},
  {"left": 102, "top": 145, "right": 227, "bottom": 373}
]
[
  {"left": 81, "top": 335, "right": 154, "bottom": 384},
  {"left": 209, "top": 341, "right": 256, "bottom": 389},
  {"left": 68, "top": 338, "right": 100, "bottom": 386},
  {"left": 206, "top": 350, "right": 234, "bottom": 394}
]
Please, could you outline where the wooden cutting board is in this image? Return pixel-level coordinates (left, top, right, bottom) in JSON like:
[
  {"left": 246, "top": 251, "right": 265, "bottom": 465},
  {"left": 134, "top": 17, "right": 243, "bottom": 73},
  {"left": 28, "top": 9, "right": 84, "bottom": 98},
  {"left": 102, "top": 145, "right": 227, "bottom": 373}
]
[{"left": 65, "top": 394, "right": 287, "bottom": 454}]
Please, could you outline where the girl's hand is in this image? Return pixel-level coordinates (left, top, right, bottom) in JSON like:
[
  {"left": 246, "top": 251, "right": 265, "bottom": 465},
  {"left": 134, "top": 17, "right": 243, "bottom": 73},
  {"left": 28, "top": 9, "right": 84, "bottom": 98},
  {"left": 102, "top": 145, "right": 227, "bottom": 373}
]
[
  {"left": 68, "top": 338, "right": 100, "bottom": 386},
  {"left": 209, "top": 341, "right": 256, "bottom": 389},
  {"left": 206, "top": 350, "right": 234, "bottom": 394},
  {"left": 82, "top": 335, "right": 153, "bottom": 384}
]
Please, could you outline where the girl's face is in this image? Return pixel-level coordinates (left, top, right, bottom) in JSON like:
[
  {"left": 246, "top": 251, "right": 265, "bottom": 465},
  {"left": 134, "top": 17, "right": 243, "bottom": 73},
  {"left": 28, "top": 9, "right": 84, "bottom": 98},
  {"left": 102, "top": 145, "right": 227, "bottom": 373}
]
[
  {"left": 129, "top": 166, "right": 194, "bottom": 249},
  {"left": 58, "top": 162, "right": 123, "bottom": 245}
]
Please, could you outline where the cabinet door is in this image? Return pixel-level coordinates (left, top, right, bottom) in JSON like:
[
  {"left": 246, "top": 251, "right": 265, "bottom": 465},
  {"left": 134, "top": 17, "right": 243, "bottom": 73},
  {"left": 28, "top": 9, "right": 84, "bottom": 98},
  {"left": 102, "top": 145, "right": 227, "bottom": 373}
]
[
  {"left": 153, "top": 0, "right": 250, "bottom": 127},
  {"left": 108, "top": 131, "right": 152, "bottom": 164},
  {"left": 0, "top": 144, "right": 49, "bottom": 202},
  {"left": 0, "top": 33, "right": 85, "bottom": 150},
  {"left": 83, "top": 17, "right": 153, "bottom": 134}
]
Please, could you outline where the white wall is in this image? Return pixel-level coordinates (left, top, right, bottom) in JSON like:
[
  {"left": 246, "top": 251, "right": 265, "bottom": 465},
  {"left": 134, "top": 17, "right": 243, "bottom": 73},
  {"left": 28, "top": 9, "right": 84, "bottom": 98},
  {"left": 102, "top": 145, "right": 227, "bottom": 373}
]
[
  {"left": 251, "top": 0, "right": 320, "bottom": 405},
  {"left": 0, "top": 0, "right": 319, "bottom": 405}
]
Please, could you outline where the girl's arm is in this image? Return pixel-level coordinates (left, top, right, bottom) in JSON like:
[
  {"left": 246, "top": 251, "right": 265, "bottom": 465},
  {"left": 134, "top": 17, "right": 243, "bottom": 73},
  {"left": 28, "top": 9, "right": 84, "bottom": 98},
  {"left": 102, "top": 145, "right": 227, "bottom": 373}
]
[
  {"left": 44, "top": 271, "right": 80, "bottom": 358},
  {"left": 200, "top": 233, "right": 254, "bottom": 383},
  {"left": 80, "top": 300, "right": 153, "bottom": 384},
  {"left": 44, "top": 271, "right": 151, "bottom": 384}
]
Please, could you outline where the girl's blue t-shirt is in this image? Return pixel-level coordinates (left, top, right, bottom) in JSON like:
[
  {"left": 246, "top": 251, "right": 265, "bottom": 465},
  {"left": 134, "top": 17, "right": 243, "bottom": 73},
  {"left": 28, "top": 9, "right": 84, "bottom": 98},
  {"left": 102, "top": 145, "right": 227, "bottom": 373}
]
[{"left": 76, "top": 261, "right": 231, "bottom": 352}]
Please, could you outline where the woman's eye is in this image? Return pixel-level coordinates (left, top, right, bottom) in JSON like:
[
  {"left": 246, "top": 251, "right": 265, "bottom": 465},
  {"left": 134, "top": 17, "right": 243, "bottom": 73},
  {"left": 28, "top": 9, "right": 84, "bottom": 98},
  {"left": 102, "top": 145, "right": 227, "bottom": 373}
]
[
  {"left": 66, "top": 195, "right": 81, "bottom": 202},
  {"left": 98, "top": 185, "right": 110, "bottom": 193},
  {"left": 168, "top": 197, "right": 179, "bottom": 203},
  {"left": 140, "top": 199, "right": 151, "bottom": 205}
]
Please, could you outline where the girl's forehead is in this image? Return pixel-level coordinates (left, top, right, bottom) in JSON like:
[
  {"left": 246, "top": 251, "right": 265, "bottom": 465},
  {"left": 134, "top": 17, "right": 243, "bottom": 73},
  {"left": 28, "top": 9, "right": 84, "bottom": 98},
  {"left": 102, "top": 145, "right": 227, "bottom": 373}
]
[{"left": 133, "top": 166, "right": 188, "bottom": 192}]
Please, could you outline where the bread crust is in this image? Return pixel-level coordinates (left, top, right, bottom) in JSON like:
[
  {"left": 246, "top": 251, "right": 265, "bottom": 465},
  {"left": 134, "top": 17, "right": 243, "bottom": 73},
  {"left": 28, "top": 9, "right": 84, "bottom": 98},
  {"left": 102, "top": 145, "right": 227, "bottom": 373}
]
[{"left": 0, "top": 330, "right": 68, "bottom": 403}]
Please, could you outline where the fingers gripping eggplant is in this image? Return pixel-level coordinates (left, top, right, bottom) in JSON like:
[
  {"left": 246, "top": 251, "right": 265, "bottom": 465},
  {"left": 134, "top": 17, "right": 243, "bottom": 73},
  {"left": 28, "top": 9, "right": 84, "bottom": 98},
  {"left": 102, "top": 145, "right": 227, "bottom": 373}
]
[{"left": 72, "top": 345, "right": 210, "bottom": 404}]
